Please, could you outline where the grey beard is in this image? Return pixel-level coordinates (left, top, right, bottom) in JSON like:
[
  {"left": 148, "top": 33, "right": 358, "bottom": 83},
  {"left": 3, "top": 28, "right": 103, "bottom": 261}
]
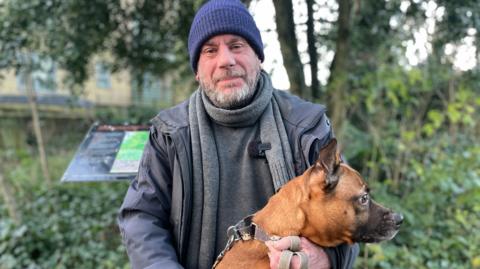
[{"left": 201, "top": 70, "right": 260, "bottom": 109}]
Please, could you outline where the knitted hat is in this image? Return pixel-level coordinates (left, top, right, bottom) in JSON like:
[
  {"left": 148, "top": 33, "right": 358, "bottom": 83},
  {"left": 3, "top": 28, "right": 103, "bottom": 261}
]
[{"left": 188, "top": 0, "right": 264, "bottom": 72}]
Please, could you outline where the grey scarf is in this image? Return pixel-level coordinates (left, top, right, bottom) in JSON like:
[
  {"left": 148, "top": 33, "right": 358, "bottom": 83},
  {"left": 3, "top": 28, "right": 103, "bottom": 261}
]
[{"left": 186, "top": 70, "right": 295, "bottom": 269}]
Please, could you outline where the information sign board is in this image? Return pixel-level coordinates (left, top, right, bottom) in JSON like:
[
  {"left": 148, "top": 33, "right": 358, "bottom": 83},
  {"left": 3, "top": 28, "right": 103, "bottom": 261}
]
[{"left": 61, "top": 123, "right": 149, "bottom": 182}]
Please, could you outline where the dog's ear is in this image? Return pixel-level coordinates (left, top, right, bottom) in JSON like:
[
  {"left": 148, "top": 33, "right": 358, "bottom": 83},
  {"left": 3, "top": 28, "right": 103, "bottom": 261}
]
[{"left": 315, "top": 138, "right": 341, "bottom": 191}]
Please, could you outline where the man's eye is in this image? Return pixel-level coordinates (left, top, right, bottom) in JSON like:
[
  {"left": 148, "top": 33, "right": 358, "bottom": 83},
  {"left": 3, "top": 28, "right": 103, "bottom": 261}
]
[
  {"left": 231, "top": 43, "right": 244, "bottom": 50},
  {"left": 202, "top": 48, "right": 216, "bottom": 54}
]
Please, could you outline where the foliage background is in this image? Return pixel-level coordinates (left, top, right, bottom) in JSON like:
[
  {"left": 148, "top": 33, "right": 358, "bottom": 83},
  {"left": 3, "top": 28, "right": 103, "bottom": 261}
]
[{"left": 1, "top": 0, "right": 479, "bottom": 268}]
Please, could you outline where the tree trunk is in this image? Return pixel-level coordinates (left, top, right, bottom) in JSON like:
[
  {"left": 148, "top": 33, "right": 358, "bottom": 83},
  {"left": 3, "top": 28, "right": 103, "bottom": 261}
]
[
  {"left": 327, "top": 0, "right": 352, "bottom": 136},
  {"left": 242, "top": 0, "right": 252, "bottom": 8},
  {"left": 273, "top": 0, "right": 306, "bottom": 97},
  {"left": 0, "top": 172, "right": 21, "bottom": 224},
  {"left": 25, "top": 72, "right": 51, "bottom": 184},
  {"left": 306, "top": 0, "right": 320, "bottom": 99}
]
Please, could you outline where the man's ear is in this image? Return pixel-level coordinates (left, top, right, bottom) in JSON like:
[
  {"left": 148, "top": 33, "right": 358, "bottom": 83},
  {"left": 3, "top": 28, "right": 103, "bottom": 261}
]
[
  {"left": 315, "top": 138, "right": 341, "bottom": 191},
  {"left": 195, "top": 73, "right": 200, "bottom": 81}
]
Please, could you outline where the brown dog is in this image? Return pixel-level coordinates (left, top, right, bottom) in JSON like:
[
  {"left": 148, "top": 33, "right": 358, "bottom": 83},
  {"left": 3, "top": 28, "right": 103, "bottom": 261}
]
[{"left": 214, "top": 138, "right": 403, "bottom": 268}]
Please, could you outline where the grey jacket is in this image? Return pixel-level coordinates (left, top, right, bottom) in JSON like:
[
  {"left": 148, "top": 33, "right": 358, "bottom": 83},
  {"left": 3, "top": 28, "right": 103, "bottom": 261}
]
[{"left": 118, "top": 90, "right": 359, "bottom": 269}]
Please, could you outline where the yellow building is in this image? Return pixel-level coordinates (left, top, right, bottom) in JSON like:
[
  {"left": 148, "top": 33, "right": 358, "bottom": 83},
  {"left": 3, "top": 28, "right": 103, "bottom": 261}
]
[{"left": 0, "top": 55, "right": 174, "bottom": 117}]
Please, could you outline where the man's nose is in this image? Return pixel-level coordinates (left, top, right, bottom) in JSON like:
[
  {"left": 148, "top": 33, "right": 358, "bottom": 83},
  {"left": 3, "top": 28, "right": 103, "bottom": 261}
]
[{"left": 217, "top": 46, "right": 236, "bottom": 68}]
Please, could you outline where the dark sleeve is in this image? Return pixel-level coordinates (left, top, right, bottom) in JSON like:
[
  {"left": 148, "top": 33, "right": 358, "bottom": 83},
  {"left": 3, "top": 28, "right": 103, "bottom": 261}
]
[
  {"left": 117, "top": 127, "right": 183, "bottom": 269},
  {"left": 324, "top": 244, "right": 360, "bottom": 269},
  {"left": 303, "top": 113, "right": 334, "bottom": 167},
  {"left": 305, "top": 115, "right": 360, "bottom": 269}
]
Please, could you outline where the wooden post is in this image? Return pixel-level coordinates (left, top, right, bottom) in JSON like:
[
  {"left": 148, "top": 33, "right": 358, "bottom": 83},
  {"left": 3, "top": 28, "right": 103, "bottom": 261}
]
[{"left": 25, "top": 71, "right": 51, "bottom": 184}]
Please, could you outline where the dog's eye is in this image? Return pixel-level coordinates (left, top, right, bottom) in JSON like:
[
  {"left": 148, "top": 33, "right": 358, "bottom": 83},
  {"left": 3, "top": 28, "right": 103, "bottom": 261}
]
[{"left": 359, "top": 194, "right": 370, "bottom": 205}]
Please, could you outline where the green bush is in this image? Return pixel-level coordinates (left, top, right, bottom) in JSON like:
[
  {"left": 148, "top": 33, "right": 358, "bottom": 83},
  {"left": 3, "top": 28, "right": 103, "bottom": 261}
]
[
  {"left": 0, "top": 182, "right": 129, "bottom": 269},
  {"left": 340, "top": 63, "right": 480, "bottom": 268},
  {"left": 0, "top": 119, "right": 131, "bottom": 269},
  {"left": 357, "top": 135, "right": 480, "bottom": 269}
]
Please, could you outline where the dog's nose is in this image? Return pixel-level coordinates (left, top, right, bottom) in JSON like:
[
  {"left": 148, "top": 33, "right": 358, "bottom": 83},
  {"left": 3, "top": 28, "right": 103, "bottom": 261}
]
[{"left": 393, "top": 213, "right": 404, "bottom": 226}]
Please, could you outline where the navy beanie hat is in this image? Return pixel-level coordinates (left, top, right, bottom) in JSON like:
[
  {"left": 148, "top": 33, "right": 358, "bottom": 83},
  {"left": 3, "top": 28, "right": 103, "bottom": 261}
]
[{"left": 188, "top": 0, "right": 264, "bottom": 72}]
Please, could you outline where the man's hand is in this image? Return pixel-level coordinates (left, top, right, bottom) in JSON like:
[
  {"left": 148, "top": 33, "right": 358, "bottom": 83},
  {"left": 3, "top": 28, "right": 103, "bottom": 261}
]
[{"left": 265, "top": 237, "right": 330, "bottom": 269}]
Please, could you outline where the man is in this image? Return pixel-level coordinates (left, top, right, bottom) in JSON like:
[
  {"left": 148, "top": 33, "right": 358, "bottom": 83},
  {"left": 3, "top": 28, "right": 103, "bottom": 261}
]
[{"left": 118, "top": 0, "right": 359, "bottom": 268}]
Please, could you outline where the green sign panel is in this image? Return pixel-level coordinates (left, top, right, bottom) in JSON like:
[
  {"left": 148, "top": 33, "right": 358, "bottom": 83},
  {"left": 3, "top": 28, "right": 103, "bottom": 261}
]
[{"left": 61, "top": 123, "right": 150, "bottom": 182}]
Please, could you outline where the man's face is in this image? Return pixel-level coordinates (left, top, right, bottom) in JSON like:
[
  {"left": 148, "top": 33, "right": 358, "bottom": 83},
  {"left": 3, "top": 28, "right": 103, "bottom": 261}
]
[{"left": 196, "top": 34, "right": 261, "bottom": 109}]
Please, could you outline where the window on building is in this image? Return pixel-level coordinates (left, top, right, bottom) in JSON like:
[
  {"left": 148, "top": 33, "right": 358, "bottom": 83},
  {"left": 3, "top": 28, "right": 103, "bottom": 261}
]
[
  {"left": 131, "top": 72, "right": 172, "bottom": 106},
  {"left": 95, "top": 62, "right": 111, "bottom": 89},
  {"left": 16, "top": 54, "right": 57, "bottom": 93},
  {"left": 141, "top": 73, "right": 161, "bottom": 102}
]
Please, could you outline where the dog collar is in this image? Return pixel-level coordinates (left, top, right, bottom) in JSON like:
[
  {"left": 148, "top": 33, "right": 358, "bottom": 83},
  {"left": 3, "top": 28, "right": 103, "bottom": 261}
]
[{"left": 212, "top": 215, "right": 280, "bottom": 268}]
